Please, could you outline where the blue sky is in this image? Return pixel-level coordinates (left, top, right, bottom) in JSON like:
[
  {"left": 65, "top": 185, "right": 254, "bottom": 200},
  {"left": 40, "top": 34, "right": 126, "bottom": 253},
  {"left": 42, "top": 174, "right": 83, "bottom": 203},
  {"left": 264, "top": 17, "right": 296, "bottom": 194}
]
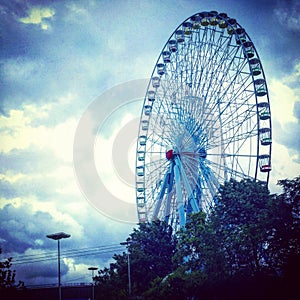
[{"left": 0, "top": 0, "right": 299, "bottom": 285}]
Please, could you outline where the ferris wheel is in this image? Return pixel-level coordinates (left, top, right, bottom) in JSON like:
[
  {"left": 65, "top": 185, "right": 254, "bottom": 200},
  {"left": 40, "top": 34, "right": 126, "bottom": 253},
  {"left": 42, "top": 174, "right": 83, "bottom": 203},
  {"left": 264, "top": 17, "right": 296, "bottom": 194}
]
[{"left": 135, "top": 11, "right": 272, "bottom": 230}]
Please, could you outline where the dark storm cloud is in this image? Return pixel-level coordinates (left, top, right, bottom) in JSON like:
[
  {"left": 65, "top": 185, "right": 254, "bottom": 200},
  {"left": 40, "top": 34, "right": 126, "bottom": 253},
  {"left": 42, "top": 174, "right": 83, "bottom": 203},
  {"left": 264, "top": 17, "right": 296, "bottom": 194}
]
[
  {"left": 227, "top": 0, "right": 299, "bottom": 77},
  {"left": 269, "top": 0, "right": 300, "bottom": 74},
  {"left": 0, "top": 203, "right": 70, "bottom": 284},
  {"left": 0, "top": 1, "right": 47, "bottom": 58},
  {"left": 0, "top": 0, "right": 29, "bottom": 19},
  {"left": 274, "top": 0, "right": 300, "bottom": 32},
  {"left": 16, "top": 260, "right": 66, "bottom": 283},
  {"left": 0, "top": 204, "right": 55, "bottom": 253},
  {"left": 0, "top": 199, "right": 131, "bottom": 285},
  {"left": 0, "top": 0, "right": 109, "bottom": 115}
]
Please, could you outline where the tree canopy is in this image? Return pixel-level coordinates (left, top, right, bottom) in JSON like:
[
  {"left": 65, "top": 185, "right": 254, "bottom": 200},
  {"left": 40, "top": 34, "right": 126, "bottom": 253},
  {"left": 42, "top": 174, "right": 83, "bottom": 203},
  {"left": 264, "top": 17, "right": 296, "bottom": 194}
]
[
  {"left": 94, "top": 220, "right": 176, "bottom": 299},
  {"left": 0, "top": 249, "right": 16, "bottom": 290},
  {"left": 0, "top": 248, "right": 25, "bottom": 299},
  {"left": 94, "top": 176, "right": 300, "bottom": 300}
]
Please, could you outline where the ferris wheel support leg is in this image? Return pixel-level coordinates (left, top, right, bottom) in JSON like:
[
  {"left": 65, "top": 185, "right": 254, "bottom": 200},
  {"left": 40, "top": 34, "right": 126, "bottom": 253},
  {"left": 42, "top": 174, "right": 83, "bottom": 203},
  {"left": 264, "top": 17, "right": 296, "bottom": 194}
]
[
  {"left": 152, "top": 171, "right": 170, "bottom": 220},
  {"left": 174, "top": 164, "right": 186, "bottom": 227},
  {"left": 165, "top": 164, "right": 174, "bottom": 223},
  {"left": 175, "top": 157, "right": 199, "bottom": 214}
]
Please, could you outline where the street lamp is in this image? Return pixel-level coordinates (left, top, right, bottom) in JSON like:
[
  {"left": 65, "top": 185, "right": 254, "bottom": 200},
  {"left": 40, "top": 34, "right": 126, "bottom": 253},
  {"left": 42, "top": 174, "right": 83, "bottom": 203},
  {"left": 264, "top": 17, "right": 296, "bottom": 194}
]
[
  {"left": 88, "top": 267, "right": 98, "bottom": 300},
  {"left": 46, "top": 232, "right": 71, "bottom": 300},
  {"left": 120, "top": 240, "right": 132, "bottom": 297}
]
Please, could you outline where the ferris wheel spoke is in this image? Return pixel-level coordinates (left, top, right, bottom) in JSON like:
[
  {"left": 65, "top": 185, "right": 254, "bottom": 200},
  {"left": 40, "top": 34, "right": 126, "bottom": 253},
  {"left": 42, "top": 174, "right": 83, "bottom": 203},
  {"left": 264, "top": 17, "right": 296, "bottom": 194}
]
[
  {"left": 217, "top": 60, "right": 250, "bottom": 103},
  {"left": 208, "top": 119, "right": 257, "bottom": 152},
  {"left": 219, "top": 117, "right": 257, "bottom": 153},
  {"left": 199, "top": 79, "right": 253, "bottom": 136},
  {"left": 206, "top": 156, "right": 253, "bottom": 180},
  {"left": 219, "top": 102, "right": 256, "bottom": 130},
  {"left": 198, "top": 162, "right": 220, "bottom": 204},
  {"left": 199, "top": 44, "right": 242, "bottom": 105},
  {"left": 207, "top": 102, "right": 257, "bottom": 148},
  {"left": 195, "top": 37, "right": 226, "bottom": 95}
]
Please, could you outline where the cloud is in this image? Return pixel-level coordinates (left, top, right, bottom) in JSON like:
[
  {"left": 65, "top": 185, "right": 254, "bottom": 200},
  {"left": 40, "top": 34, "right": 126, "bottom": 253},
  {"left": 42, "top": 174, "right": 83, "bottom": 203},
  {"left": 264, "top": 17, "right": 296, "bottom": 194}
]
[
  {"left": 269, "top": 79, "right": 298, "bottom": 125},
  {"left": 95, "top": 111, "right": 139, "bottom": 204},
  {"left": 0, "top": 103, "right": 77, "bottom": 162},
  {"left": 0, "top": 202, "right": 56, "bottom": 252},
  {"left": 0, "top": 195, "right": 133, "bottom": 285},
  {"left": 1, "top": 57, "right": 43, "bottom": 82},
  {"left": 274, "top": 0, "right": 300, "bottom": 32},
  {"left": 268, "top": 142, "right": 300, "bottom": 193},
  {"left": 269, "top": 63, "right": 300, "bottom": 163},
  {"left": 18, "top": 6, "right": 55, "bottom": 30},
  {"left": 282, "top": 61, "right": 300, "bottom": 88}
]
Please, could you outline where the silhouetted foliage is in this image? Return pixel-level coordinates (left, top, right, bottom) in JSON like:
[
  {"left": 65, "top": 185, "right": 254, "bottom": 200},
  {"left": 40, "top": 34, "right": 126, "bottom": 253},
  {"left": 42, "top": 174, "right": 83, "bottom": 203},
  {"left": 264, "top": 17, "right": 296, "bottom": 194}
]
[
  {"left": 209, "top": 179, "right": 274, "bottom": 276},
  {"left": 0, "top": 248, "right": 25, "bottom": 298},
  {"left": 94, "top": 220, "right": 176, "bottom": 299},
  {"left": 266, "top": 177, "right": 300, "bottom": 292},
  {"left": 93, "top": 177, "right": 300, "bottom": 299},
  {"left": 0, "top": 249, "right": 16, "bottom": 290}
]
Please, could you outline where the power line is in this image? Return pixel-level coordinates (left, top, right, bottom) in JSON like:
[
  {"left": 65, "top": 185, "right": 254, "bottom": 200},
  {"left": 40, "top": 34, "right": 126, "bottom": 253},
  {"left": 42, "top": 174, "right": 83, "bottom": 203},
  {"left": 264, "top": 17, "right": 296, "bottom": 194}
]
[{"left": 12, "top": 244, "right": 126, "bottom": 265}]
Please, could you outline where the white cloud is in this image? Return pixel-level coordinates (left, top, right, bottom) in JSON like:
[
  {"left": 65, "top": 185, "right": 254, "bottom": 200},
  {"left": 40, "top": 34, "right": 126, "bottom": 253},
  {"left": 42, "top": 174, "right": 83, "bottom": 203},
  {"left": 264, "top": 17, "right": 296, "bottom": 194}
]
[
  {"left": 0, "top": 101, "right": 77, "bottom": 162},
  {"left": 19, "top": 6, "right": 55, "bottom": 30},
  {"left": 0, "top": 172, "right": 26, "bottom": 183},
  {"left": 282, "top": 62, "right": 300, "bottom": 89},
  {"left": 267, "top": 63, "right": 300, "bottom": 191},
  {"left": 268, "top": 142, "right": 299, "bottom": 193},
  {"left": 269, "top": 78, "right": 298, "bottom": 125},
  {"left": 0, "top": 196, "right": 23, "bottom": 209},
  {"left": 95, "top": 111, "right": 138, "bottom": 204}
]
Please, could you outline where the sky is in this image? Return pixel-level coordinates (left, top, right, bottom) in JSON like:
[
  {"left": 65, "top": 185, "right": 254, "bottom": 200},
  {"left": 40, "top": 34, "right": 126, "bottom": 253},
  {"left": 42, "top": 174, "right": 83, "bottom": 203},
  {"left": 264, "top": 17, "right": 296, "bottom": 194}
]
[{"left": 0, "top": 0, "right": 299, "bottom": 286}]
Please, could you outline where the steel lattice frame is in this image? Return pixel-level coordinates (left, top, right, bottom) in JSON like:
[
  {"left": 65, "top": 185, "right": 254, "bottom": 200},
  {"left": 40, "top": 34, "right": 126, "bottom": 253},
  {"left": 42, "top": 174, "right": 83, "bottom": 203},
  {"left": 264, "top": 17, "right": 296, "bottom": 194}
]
[{"left": 135, "top": 11, "right": 272, "bottom": 230}]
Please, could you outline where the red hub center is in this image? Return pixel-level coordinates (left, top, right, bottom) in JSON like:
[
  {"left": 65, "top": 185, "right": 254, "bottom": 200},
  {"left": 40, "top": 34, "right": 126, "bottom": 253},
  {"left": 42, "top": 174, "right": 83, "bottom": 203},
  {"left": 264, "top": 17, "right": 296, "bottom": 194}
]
[{"left": 166, "top": 149, "right": 173, "bottom": 160}]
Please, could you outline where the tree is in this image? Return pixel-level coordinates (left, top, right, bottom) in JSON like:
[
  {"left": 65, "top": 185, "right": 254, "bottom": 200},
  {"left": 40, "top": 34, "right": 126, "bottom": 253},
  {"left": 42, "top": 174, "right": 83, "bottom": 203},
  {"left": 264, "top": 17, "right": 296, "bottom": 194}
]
[
  {"left": 94, "top": 220, "right": 176, "bottom": 298},
  {"left": 172, "top": 178, "right": 300, "bottom": 299},
  {"left": 143, "top": 268, "right": 206, "bottom": 300},
  {"left": 94, "top": 254, "right": 129, "bottom": 299},
  {"left": 93, "top": 177, "right": 300, "bottom": 299},
  {"left": 0, "top": 249, "right": 16, "bottom": 289},
  {"left": 170, "top": 179, "right": 279, "bottom": 299},
  {"left": 129, "top": 220, "right": 176, "bottom": 294},
  {"left": 266, "top": 176, "right": 300, "bottom": 295},
  {"left": 0, "top": 249, "right": 25, "bottom": 299},
  {"left": 209, "top": 179, "right": 273, "bottom": 276}
]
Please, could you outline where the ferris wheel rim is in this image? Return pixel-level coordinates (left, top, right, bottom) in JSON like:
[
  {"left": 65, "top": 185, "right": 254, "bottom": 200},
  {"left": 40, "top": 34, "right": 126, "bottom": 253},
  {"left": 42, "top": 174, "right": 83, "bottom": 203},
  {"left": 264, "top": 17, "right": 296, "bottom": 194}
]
[{"left": 135, "top": 10, "right": 272, "bottom": 228}]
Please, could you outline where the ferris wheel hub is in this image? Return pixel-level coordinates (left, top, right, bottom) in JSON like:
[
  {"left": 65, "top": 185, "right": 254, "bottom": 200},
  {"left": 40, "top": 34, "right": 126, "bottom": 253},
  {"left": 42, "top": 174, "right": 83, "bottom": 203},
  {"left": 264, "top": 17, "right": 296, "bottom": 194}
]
[{"left": 166, "top": 149, "right": 174, "bottom": 160}]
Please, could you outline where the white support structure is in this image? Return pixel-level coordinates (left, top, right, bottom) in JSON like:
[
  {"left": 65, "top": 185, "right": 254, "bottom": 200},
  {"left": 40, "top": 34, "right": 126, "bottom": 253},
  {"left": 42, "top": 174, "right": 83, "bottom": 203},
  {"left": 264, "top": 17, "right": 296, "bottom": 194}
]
[
  {"left": 174, "top": 164, "right": 186, "bottom": 227},
  {"left": 175, "top": 156, "right": 200, "bottom": 214}
]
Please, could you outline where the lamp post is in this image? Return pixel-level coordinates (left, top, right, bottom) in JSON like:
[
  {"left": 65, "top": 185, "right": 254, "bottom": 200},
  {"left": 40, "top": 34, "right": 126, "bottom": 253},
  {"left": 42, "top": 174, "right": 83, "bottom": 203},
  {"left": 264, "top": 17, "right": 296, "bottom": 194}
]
[
  {"left": 46, "top": 232, "right": 71, "bottom": 300},
  {"left": 88, "top": 267, "right": 98, "bottom": 300},
  {"left": 120, "top": 240, "right": 132, "bottom": 297}
]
